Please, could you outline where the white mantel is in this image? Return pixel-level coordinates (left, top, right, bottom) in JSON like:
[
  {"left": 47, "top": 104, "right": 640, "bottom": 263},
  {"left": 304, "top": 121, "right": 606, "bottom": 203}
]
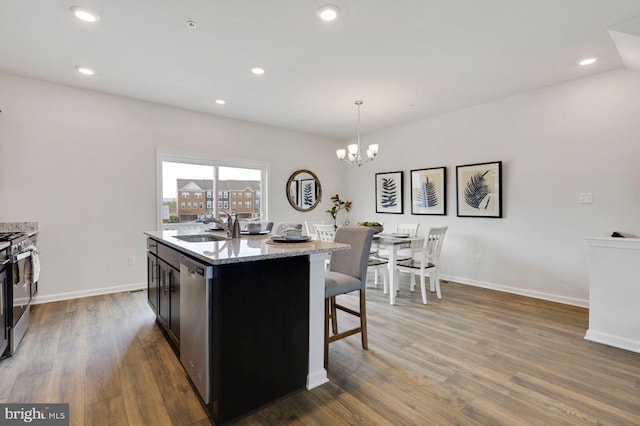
[{"left": 585, "top": 237, "right": 640, "bottom": 353}]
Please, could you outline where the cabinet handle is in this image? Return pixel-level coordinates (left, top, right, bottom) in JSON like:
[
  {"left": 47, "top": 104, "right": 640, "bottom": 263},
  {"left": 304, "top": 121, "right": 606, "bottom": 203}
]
[{"left": 166, "top": 270, "right": 174, "bottom": 292}]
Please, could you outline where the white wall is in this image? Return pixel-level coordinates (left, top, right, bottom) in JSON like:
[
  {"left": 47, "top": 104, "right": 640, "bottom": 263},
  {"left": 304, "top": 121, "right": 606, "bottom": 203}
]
[
  {"left": 0, "top": 72, "right": 344, "bottom": 302},
  {"left": 344, "top": 68, "right": 640, "bottom": 307},
  {"left": 3, "top": 69, "right": 639, "bottom": 306}
]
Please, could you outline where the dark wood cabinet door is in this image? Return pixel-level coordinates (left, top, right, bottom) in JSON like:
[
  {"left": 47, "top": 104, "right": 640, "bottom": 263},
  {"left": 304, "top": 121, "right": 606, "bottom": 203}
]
[
  {"left": 0, "top": 266, "right": 8, "bottom": 356},
  {"left": 147, "top": 252, "right": 159, "bottom": 314},
  {"left": 168, "top": 265, "right": 180, "bottom": 342},
  {"left": 158, "top": 260, "right": 171, "bottom": 330}
]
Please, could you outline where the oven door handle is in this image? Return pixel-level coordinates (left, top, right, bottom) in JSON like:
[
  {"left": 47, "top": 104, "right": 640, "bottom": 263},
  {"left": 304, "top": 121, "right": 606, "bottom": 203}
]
[{"left": 12, "top": 251, "right": 32, "bottom": 262}]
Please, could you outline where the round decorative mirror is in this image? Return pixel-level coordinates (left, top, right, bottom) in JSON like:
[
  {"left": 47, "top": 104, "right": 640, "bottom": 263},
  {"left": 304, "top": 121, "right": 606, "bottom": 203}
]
[{"left": 286, "top": 169, "right": 322, "bottom": 212}]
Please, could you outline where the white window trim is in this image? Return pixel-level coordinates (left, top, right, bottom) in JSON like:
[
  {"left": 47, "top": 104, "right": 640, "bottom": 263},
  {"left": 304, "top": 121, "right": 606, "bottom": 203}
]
[{"left": 156, "top": 150, "right": 269, "bottom": 230}]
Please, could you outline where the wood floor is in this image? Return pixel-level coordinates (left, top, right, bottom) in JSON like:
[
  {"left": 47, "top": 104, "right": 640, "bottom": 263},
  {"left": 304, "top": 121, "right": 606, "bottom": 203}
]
[{"left": 1, "top": 278, "right": 639, "bottom": 425}]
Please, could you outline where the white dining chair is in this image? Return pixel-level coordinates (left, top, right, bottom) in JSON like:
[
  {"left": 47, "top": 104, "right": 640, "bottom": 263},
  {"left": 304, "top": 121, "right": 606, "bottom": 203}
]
[
  {"left": 314, "top": 224, "right": 336, "bottom": 242},
  {"left": 395, "top": 226, "right": 447, "bottom": 304},
  {"left": 305, "top": 220, "right": 326, "bottom": 239},
  {"left": 315, "top": 224, "right": 336, "bottom": 270},
  {"left": 379, "top": 223, "right": 420, "bottom": 261},
  {"left": 396, "top": 223, "right": 420, "bottom": 237}
]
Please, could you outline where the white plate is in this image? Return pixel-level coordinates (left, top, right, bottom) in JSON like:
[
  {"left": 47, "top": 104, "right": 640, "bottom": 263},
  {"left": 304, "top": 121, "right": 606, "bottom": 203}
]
[
  {"left": 270, "top": 236, "right": 312, "bottom": 243},
  {"left": 240, "top": 230, "right": 270, "bottom": 235},
  {"left": 391, "top": 233, "right": 410, "bottom": 238}
]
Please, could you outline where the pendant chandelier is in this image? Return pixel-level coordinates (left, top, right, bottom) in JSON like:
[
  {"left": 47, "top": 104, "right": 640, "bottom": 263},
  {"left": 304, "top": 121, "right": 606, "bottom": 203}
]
[{"left": 336, "top": 100, "right": 378, "bottom": 166}]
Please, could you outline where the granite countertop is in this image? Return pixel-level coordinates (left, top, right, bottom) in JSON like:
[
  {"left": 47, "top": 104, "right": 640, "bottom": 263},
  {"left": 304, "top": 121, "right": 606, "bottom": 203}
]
[
  {"left": 0, "top": 222, "right": 39, "bottom": 251},
  {"left": 0, "top": 222, "right": 39, "bottom": 235},
  {"left": 145, "top": 229, "right": 349, "bottom": 265}
]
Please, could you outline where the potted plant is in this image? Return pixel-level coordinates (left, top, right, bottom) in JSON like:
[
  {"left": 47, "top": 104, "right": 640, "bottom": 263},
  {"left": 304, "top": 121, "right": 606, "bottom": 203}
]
[{"left": 326, "top": 194, "right": 352, "bottom": 229}]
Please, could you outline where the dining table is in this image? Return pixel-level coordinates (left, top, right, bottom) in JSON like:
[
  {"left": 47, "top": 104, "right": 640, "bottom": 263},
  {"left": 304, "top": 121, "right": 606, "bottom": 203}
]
[{"left": 372, "top": 233, "right": 424, "bottom": 305}]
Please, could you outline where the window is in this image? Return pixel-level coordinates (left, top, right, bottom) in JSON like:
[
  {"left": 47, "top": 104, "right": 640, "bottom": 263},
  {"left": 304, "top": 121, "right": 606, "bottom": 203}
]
[
  {"left": 245, "top": 201, "right": 252, "bottom": 208},
  {"left": 159, "top": 155, "right": 267, "bottom": 229},
  {"left": 232, "top": 201, "right": 236, "bottom": 208}
]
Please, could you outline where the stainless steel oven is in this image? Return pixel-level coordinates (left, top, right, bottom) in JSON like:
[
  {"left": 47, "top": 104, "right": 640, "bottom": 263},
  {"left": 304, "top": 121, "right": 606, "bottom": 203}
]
[{"left": 0, "top": 232, "right": 33, "bottom": 357}]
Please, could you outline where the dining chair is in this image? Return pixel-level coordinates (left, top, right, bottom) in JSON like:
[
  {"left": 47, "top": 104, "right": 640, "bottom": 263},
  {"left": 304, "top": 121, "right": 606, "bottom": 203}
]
[
  {"left": 396, "top": 223, "right": 420, "bottom": 237},
  {"left": 395, "top": 226, "right": 448, "bottom": 304},
  {"left": 305, "top": 220, "right": 326, "bottom": 238},
  {"left": 324, "top": 226, "right": 374, "bottom": 367},
  {"left": 314, "top": 224, "right": 336, "bottom": 270},
  {"left": 314, "top": 224, "right": 336, "bottom": 242},
  {"left": 367, "top": 255, "right": 388, "bottom": 293},
  {"left": 379, "top": 222, "right": 420, "bottom": 261}
]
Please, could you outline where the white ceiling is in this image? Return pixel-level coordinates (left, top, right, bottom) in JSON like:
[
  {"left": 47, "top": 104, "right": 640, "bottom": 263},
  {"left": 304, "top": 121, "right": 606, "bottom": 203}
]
[{"left": 2, "top": 0, "right": 640, "bottom": 139}]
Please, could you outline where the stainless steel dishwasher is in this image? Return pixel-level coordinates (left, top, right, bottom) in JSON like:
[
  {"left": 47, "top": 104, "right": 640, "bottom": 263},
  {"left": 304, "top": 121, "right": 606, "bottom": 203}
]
[{"left": 180, "top": 255, "right": 212, "bottom": 404}]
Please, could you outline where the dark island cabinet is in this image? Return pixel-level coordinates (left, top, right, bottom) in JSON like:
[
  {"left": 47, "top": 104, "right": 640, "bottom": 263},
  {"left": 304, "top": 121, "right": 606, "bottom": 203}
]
[
  {"left": 145, "top": 235, "right": 311, "bottom": 425},
  {"left": 147, "top": 238, "right": 181, "bottom": 348}
]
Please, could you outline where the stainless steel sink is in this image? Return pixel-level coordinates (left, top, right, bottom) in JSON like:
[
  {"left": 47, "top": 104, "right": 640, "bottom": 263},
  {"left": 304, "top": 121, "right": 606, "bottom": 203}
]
[{"left": 173, "top": 234, "right": 229, "bottom": 243}]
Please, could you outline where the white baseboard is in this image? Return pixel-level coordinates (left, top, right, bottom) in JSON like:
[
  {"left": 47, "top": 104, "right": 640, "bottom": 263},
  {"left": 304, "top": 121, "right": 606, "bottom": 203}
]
[
  {"left": 306, "top": 369, "right": 329, "bottom": 390},
  {"left": 440, "top": 274, "right": 589, "bottom": 308},
  {"left": 32, "top": 281, "right": 147, "bottom": 305},
  {"left": 585, "top": 329, "right": 640, "bottom": 353}
]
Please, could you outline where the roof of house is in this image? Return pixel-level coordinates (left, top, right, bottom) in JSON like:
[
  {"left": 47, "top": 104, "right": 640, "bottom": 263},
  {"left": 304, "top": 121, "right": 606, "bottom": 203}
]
[{"left": 177, "top": 179, "right": 260, "bottom": 192}]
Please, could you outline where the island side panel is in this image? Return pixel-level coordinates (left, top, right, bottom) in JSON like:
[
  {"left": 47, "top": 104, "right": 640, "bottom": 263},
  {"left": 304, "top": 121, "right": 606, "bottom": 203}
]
[
  {"left": 211, "top": 256, "right": 310, "bottom": 424},
  {"left": 307, "top": 252, "right": 329, "bottom": 389}
]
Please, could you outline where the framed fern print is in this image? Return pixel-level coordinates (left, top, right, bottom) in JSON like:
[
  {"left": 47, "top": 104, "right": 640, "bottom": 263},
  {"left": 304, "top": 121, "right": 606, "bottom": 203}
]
[
  {"left": 411, "top": 167, "right": 446, "bottom": 215},
  {"left": 456, "top": 161, "right": 502, "bottom": 218},
  {"left": 300, "top": 178, "right": 317, "bottom": 208},
  {"left": 375, "top": 171, "right": 404, "bottom": 214}
]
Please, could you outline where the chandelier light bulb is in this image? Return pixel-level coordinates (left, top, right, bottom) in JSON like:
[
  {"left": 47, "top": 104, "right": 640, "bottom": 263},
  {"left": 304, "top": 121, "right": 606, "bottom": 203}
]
[{"left": 336, "top": 100, "right": 378, "bottom": 166}]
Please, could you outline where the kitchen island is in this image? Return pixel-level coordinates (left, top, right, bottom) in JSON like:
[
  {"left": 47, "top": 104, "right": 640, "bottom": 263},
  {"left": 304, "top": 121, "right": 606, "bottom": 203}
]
[{"left": 145, "top": 229, "right": 348, "bottom": 425}]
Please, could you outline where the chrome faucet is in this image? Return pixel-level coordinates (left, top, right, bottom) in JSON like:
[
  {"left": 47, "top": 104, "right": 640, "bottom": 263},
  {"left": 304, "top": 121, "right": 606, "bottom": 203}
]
[{"left": 210, "top": 211, "right": 240, "bottom": 238}]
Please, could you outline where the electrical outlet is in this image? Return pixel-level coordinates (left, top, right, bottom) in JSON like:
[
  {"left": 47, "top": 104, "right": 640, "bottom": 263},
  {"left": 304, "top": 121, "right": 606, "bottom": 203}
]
[
  {"left": 579, "top": 192, "right": 593, "bottom": 204},
  {"left": 128, "top": 256, "right": 135, "bottom": 266},
  {"left": 475, "top": 254, "right": 483, "bottom": 264}
]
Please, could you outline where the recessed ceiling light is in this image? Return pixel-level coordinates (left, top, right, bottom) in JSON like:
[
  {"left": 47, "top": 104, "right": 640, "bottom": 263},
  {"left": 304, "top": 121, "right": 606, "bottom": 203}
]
[
  {"left": 76, "top": 66, "right": 96, "bottom": 76},
  {"left": 579, "top": 57, "right": 597, "bottom": 66},
  {"left": 215, "top": 99, "right": 226, "bottom": 105},
  {"left": 186, "top": 20, "right": 197, "bottom": 29},
  {"left": 251, "top": 67, "right": 265, "bottom": 75},
  {"left": 70, "top": 6, "right": 100, "bottom": 23},
  {"left": 317, "top": 4, "right": 339, "bottom": 21}
]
